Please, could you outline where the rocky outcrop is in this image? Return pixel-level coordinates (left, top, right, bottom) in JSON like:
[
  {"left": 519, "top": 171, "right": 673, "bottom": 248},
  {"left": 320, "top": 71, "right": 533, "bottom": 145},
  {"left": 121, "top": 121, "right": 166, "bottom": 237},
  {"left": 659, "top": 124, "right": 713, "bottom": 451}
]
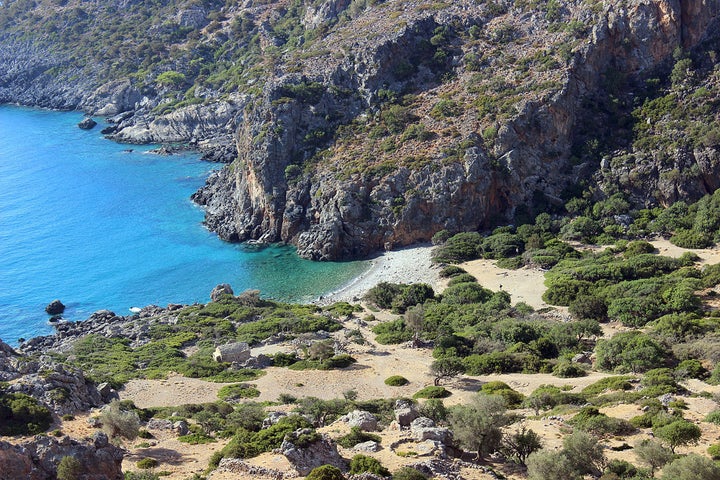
[
  {"left": 210, "top": 283, "right": 234, "bottom": 302},
  {"left": 7, "top": 360, "right": 103, "bottom": 415},
  {"left": 0, "top": 433, "right": 123, "bottom": 480},
  {"left": 279, "top": 430, "right": 347, "bottom": 475}
]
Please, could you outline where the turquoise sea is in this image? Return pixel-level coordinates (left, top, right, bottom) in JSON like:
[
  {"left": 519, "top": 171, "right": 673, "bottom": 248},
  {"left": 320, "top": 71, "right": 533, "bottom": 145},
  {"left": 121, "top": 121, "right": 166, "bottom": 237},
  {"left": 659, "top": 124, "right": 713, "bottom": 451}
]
[{"left": 0, "top": 106, "right": 368, "bottom": 344}]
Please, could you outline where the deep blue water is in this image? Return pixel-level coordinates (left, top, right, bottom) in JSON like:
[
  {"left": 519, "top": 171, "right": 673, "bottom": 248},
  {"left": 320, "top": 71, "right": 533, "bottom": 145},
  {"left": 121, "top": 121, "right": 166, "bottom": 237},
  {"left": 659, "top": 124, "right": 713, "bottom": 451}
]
[{"left": 0, "top": 105, "right": 368, "bottom": 344}]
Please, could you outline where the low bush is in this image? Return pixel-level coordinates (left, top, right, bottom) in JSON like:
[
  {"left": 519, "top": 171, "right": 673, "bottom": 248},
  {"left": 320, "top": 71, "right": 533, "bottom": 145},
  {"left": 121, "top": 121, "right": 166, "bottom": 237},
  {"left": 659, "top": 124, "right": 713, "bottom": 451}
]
[
  {"left": 136, "top": 458, "right": 159, "bottom": 469},
  {"left": 581, "top": 376, "right": 635, "bottom": 396},
  {"left": 306, "top": 465, "right": 346, "bottom": 480},
  {"left": 0, "top": 391, "right": 52, "bottom": 435},
  {"left": 447, "top": 274, "right": 478, "bottom": 286},
  {"left": 439, "top": 265, "right": 467, "bottom": 278},
  {"left": 217, "top": 384, "right": 260, "bottom": 401},
  {"left": 349, "top": 455, "right": 390, "bottom": 476},
  {"left": 56, "top": 456, "right": 82, "bottom": 480},
  {"left": 553, "top": 361, "right": 587, "bottom": 378},
  {"left": 392, "top": 467, "right": 428, "bottom": 480},
  {"left": 384, "top": 375, "right": 409, "bottom": 386},
  {"left": 570, "top": 406, "right": 635, "bottom": 436},
  {"left": 480, "top": 381, "right": 524, "bottom": 408},
  {"left": 704, "top": 410, "right": 720, "bottom": 425},
  {"left": 413, "top": 386, "right": 451, "bottom": 399}
]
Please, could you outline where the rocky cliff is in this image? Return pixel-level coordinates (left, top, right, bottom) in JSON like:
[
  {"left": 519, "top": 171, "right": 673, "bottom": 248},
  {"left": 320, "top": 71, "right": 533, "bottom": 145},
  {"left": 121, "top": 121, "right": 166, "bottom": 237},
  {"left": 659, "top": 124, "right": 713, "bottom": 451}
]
[
  {"left": 1, "top": 0, "right": 719, "bottom": 259},
  {"left": 193, "top": 0, "right": 720, "bottom": 259}
]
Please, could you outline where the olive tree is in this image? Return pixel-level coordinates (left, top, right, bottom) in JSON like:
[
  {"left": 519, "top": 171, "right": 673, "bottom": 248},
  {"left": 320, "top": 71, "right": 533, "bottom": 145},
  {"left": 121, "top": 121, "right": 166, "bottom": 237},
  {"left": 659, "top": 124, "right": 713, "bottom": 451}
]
[{"left": 449, "top": 394, "right": 510, "bottom": 460}]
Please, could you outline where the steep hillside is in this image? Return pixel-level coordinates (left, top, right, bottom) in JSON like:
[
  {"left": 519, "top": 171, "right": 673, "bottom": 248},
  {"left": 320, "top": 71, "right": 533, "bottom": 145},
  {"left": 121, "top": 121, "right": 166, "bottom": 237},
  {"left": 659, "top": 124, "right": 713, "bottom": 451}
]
[{"left": 1, "top": 0, "right": 719, "bottom": 258}]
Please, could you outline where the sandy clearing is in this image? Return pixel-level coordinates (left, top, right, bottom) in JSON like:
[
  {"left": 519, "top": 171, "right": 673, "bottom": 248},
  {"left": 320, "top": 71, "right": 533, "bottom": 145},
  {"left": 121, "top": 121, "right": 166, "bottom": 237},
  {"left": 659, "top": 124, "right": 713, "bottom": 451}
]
[{"left": 120, "top": 375, "right": 225, "bottom": 408}]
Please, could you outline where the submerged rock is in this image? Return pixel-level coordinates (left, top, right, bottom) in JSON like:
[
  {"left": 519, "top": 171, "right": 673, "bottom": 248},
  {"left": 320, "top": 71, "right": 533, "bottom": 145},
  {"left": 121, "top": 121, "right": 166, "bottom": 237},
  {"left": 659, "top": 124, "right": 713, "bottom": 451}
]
[
  {"left": 45, "top": 300, "right": 65, "bottom": 315},
  {"left": 78, "top": 117, "right": 97, "bottom": 130}
]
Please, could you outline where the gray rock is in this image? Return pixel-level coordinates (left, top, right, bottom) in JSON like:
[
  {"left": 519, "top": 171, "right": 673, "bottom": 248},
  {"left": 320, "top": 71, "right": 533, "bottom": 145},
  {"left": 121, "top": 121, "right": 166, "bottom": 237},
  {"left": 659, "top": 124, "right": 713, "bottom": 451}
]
[
  {"left": 410, "top": 416, "right": 435, "bottom": 430},
  {"left": 45, "top": 300, "right": 65, "bottom": 315},
  {"left": 340, "top": 410, "right": 378, "bottom": 431},
  {"left": 394, "top": 405, "right": 419, "bottom": 427},
  {"left": 413, "top": 427, "right": 452, "bottom": 445},
  {"left": 353, "top": 440, "right": 380, "bottom": 452},
  {"left": 173, "top": 420, "right": 189, "bottom": 436},
  {"left": 210, "top": 283, "right": 234, "bottom": 302},
  {"left": 213, "top": 342, "right": 250, "bottom": 363},
  {"left": 146, "top": 418, "right": 174, "bottom": 430},
  {"left": 78, "top": 117, "right": 97, "bottom": 130},
  {"left": 263, "top": 411, "right": 287, "bottom": 428},
  {"left": 280, "top": 429, "right": 346, "bottom": 475}
]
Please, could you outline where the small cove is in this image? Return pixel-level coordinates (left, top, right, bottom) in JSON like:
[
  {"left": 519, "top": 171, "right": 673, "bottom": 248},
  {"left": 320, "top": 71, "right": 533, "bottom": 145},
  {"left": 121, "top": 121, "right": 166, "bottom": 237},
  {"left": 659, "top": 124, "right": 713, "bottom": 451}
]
[{"left": 0, "top": 105, "right": 368, "bottom": 343}]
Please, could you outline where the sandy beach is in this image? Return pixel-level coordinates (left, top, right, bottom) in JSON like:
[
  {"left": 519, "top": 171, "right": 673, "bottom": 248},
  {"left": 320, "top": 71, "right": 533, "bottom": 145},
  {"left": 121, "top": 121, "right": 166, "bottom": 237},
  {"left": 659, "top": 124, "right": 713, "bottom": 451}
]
[{"left": 317, "top": 243, "right": 440, "bottom": 304}]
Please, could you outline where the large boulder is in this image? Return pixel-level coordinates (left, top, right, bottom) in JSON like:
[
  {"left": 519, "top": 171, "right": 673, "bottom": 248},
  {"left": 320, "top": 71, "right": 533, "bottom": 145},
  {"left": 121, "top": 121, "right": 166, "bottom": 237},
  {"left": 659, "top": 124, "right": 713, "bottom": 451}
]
[
  {"left": 394, "top": 400, "right": 419, "bottom": 427},
  {"left": 339, "top": 410, "right": 378, "bottom": 431},
  {"left": 280, "top": 429, "right": 346, "bottom": 475},
  {"left": 44, "top": 300, "right": 65, "bottom": 315},
  {"left": 212, "top": 342, "right": 250, "bottom": 363}
]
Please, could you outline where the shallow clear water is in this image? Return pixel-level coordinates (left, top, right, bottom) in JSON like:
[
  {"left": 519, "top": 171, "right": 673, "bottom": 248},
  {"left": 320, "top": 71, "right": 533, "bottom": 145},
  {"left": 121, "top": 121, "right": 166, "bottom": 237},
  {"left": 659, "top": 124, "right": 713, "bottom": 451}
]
[{"left": 0, "top": 106, "right": 368, "bottom": 343}]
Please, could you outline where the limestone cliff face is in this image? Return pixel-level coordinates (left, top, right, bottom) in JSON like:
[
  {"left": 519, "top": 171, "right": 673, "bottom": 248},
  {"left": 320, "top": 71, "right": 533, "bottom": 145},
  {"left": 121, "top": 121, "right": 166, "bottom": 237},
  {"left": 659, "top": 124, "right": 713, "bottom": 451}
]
[{"left": 194, "top": 0, "right": 720, "bottom": 260}]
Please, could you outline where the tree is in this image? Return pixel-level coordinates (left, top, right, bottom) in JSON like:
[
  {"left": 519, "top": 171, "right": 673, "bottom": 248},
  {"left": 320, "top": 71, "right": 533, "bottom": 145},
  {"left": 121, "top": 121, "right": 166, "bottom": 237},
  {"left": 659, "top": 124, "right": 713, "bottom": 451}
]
[
  {"left": 99, "top": 401, "right": 140, "bottom": 440},
  {"left": 449, "top": 394, "right": 510, "bottom": 460},
  {"left": 654, "top": 419, "right": 702, "bottom": 453},
  {"left": 502, "top": 426, "right": 543, "bottom": 465},
  {"left": 634, "top": 439, "right": 673, "bottom": 476},
  {"left": 526, "top": 450, "right": 579, "bottom": 480},
  {"left": 562, "top": 430, "right": 606, "bottom": 477},
  {"left": 308, "top": 340, "right": 335, "bottom": 361},
  {"left": 405, "top": 304, "right": 425, "bottom": 344},
  {"left": 56, "top": 456, "right": 82, "bottom": 480},
  {"left": 295, "top": 397, "right": 348, "bottom": 427},
  {"left": 430, "top": 357, "right": 465, "bottom": 386},
  {"left": 661, "top": 454, "right": 720, "bottom": 480}
]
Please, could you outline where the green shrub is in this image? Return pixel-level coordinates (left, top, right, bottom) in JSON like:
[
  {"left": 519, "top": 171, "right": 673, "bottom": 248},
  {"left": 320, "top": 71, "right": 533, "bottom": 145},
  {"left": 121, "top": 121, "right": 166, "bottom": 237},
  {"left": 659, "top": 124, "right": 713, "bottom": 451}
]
[
  {"left": 392, "top": 467, "right": 428, "bottom": 480},
  {"left": 480, "top": 381, "right": 524, "bottom": 408},
  {"left": 670, "top": 229, "right": 713, "bottom": 249},
  {"left": 447, "top": 274, "right": 478, "bottom": 286},
  {"left": 708, "top": 443, "right": 720, "bottom": 460},
  {"left": 99, "top": 401, "right": 140, "bottom": 440},
  {"left": 705, "top": 410, "right": 720, "bottom": 425},
  {"left": 439, "top": 265, "right": 466, "bottom": 278},
  {"left": 306, "top": 465, "right": 346, "bottom": 480},
  {"left": 553, "top": 361, "right": 587, "bottom": 378},
  {"left": 372, "top": 319, "right": 412, "bottom": 344},
  {"left": 0, "top": 392, "right": 52, "bottom": 435},
  {"left": 432, "top": 232, "right": 483, "bottom": 263},
  {"left": 337, "top": 426, "right": 381, "bottom": 448},
  {"left": 570, "top": 406, "right": 635, "bottom": 436},
  {"left": 384, "top": 375, "right": 409, "bottom": 386},
  {"left": 413, "top": 386, "right": 450, "bottom": 399},
  {"left": 272, "top": 352, "right": 299, "bottom": 367},
  {"left": 432, "top": 230, "right": 452, "bottom": 245},
  {"left": 217, "top": 384, "right": 260, "bottom": 401},
  {"left": 349, "top": 455, "right": 390, "bottom": 476},
  {"left": 178, "top": 433, "right": 216, "bottom": 444},
  {"left": 581, "top": 376, "right": 634, "bottom": 396},
  {"left": 56, "top": 456, "right": 82, "bottom": 480},
  {"left": 136, "top": 458, "right": 159, "bottom": 469}
]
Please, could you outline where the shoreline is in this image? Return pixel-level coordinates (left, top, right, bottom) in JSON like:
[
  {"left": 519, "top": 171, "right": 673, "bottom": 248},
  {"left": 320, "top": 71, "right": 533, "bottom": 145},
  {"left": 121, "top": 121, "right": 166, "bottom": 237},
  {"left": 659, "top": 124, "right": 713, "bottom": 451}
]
[{"left": 316, "top": 243, "right": 440, "bottom": 305}]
